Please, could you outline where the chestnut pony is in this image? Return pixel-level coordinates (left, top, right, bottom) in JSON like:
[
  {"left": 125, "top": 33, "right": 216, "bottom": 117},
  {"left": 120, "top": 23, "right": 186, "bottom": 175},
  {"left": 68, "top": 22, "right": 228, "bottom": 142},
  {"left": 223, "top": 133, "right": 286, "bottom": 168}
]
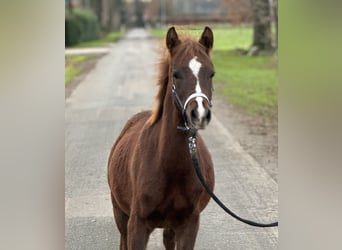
[{"left": 108, "top": 27, "right": 215, "bottom": 250}]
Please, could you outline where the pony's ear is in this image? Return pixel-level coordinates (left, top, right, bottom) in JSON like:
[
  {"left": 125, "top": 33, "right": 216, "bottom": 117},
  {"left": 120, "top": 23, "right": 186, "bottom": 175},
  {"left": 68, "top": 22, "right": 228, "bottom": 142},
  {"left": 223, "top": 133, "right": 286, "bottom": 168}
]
[
  {"left": 199, "top": 26, "right": 214, "bottom": 53},
  {"left": 166, "top": 27, "right": 180, "bottom": 53}
]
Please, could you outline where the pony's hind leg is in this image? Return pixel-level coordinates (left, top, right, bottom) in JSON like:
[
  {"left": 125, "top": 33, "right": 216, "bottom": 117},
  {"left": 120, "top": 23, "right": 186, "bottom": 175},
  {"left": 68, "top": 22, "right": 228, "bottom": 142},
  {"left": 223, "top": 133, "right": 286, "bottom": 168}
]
[
  {"left": 111, "top": 193, "right": 129, "bottom": 250},
  {"left": 163, "top": 228, "right": 175, "bottom": 250}
]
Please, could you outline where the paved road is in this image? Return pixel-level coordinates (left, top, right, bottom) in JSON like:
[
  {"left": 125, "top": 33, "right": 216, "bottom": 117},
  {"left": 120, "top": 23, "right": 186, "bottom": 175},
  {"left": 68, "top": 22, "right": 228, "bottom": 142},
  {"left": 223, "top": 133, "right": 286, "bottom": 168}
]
[
  {"left": 65, "top": 47, "right": 111, "bottom": 56},
  {"left": 65, "top": 29, "right": 278, "bottom": 249}
]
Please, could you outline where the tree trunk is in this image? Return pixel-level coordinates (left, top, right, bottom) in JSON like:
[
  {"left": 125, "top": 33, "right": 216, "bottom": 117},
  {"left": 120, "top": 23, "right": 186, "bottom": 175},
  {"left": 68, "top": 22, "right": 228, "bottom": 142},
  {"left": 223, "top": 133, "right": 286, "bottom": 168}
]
[
  {"left": 274, "top": 0, "right": 278, "bottom": 49},
  {"left": 120, "top": 0, "right": 126, "bottom": 30},
  {"left": 90, "top": 0, "right": 102, "bottom": 25},
  {"left": 251, "top": 0, "right": 272, "bottom": 50},
  {"left": 81, "top": 0, "right": 90, "bottom": 9},
  {"left": 67, "top": 0, "right": 73, "bottom": 13},
  {"left": 135, "top": 0, "right": 144, "bottom": 27}
]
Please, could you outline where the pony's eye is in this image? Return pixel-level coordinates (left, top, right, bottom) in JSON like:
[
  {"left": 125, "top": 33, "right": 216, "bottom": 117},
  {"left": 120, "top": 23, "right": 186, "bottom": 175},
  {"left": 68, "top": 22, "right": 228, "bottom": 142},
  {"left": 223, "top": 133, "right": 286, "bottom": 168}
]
[
  {"left": 210, "top": 72, "right": 215, "bottom": 78},
  {"left": 173, "top": 71, "right": 181, "bottom": 79}
]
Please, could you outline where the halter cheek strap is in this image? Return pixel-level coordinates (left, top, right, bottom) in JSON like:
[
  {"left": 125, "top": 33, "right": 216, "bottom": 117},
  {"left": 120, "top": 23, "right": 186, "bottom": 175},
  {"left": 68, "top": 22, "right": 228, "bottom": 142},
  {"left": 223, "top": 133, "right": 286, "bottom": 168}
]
[{"left": 172, "top": 82, "right": 211, "bottom": 131}]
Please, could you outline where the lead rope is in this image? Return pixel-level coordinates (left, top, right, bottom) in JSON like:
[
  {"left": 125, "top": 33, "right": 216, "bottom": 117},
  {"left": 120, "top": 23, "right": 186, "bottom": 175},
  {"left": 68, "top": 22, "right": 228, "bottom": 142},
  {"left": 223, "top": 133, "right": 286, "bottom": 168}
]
[{"left": 188, "top": 128, "right": 278, "bottom": 228}]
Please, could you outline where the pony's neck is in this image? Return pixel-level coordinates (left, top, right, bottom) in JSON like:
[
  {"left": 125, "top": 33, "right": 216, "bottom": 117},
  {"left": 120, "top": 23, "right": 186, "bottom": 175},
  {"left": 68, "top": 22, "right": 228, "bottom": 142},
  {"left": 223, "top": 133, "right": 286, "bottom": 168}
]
[
  {"left": 158, "top": 83, "right": 189, "bottom": 160},
  {"left": 161, "top": 83, "right": 184, "bottom": 131}
]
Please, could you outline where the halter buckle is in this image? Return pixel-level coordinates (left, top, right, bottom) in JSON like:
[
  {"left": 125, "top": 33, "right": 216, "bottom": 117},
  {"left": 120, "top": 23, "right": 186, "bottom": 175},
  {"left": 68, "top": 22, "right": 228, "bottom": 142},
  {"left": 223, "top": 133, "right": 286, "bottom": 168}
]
[{"left": 188, "top": 129, "right": 198, "bottom": 156}]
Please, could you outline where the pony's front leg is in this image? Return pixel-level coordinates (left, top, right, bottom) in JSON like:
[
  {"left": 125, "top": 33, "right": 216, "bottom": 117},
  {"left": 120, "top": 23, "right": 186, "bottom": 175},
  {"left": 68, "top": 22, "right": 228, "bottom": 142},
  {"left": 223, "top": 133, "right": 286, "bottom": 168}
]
[
  {"left": 175, "top": 214, "right": 200, "bottom": 250},
  {"left": 127, "top": 214, "right": 151, "bottom": 250}
]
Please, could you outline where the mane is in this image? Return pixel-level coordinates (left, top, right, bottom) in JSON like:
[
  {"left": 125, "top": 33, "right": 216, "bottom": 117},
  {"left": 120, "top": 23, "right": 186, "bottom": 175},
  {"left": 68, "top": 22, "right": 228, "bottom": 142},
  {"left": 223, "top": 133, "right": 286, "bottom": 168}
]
[
  {"left": 146, "top": 43, "right": 170, "bottom": 126},
  {"left": 146, "top": 35, "right": 209, "bottom": 126}
]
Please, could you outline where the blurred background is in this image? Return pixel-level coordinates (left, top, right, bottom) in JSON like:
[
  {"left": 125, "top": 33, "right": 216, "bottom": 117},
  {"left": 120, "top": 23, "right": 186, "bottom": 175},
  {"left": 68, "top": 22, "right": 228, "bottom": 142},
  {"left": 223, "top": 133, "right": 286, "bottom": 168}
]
[
  {"left": 65, "top": 0, "right": 277, "bottom": 52},
  {"left": 65, "top": 0, "right": 278, "bottom": 122}
]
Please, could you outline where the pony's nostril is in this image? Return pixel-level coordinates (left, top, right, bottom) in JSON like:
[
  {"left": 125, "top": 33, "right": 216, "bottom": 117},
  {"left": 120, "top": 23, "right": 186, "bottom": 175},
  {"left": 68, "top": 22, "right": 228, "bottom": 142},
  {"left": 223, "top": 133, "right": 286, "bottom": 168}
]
[
  {"left": 206, "top": 109, "right": 211, "bottom": 122},
  {"left": 191, "top": 109, "right": 197, "bottom": 120}
]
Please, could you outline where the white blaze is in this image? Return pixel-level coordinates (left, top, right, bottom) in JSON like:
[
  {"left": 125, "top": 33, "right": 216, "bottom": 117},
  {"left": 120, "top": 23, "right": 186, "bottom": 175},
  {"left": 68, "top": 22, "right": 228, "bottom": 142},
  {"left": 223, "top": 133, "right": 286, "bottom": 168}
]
[{"left": 188, "top": 56, "right": 206, "bottom": 119}]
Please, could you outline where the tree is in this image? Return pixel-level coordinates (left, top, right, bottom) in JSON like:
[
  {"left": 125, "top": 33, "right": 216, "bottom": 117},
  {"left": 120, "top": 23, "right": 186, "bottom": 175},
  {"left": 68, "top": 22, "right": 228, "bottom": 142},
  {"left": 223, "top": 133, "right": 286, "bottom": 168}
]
[
  {"left": 273, "top": 0, "right": 278, "bottom": 49},
  {"left": 250, "top": 0, "right": 273, "bottom": 51},
  {"left": 89, "top": 0, "right": 102, "bottom": 26},
  {"left": 108, "top": 0, "right": 124, "bottom": 31},
  {"left": 80, "top": 0, "right": 90, "bottom": 8},
  {"left": 67, "top": 0, "right": 73, "bottom": 13},
  {"left": 135, "top": 0, "right": 144, "bottom": 27}
]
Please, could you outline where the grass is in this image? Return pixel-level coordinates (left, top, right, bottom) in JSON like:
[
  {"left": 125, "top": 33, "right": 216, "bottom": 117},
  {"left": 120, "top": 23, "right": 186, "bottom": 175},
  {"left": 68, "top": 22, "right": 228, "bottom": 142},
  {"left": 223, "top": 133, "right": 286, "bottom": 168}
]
[
  {"left": 211, "top": 26, "right": 253, "bottom": 50},
  {"left": 65, "top": 55, "right": 93, "bottom": 85},
  {"left": 212, "top": 26, "right": 277, "bottom": 119},
  {"left": 149, "top": 25, "right": 210, "bottom": 39},
  {"left": 70, "top": 31, "right": 122, "bottom": 48},
  {"left": 148, "top": 24, "right": 277, "bottom": 120},
  {"left": 213, "top": 50, "right": 277, "bottom": 119},
  {"left": 65, "top": 31, "right": 123, "bottom": 85}
]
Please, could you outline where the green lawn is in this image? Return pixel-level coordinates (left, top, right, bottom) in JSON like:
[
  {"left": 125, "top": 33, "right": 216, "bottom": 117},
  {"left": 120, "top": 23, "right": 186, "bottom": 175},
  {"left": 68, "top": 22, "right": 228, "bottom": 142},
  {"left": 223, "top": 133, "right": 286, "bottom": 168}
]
[
  {"left": 65, "top": 31, "right": 123, "bottom": 85},
  {"left": 213, "top": 50, "right": 277, "bottom": 119},
  {"left": 148, "top": 24, "right": 252, "bottom": 50},
  {"left": 65, "top": 55, "right": 93, "bottom": 85},
  {"left": 148, "top": 25, "right": 277, "bottom": 119}
]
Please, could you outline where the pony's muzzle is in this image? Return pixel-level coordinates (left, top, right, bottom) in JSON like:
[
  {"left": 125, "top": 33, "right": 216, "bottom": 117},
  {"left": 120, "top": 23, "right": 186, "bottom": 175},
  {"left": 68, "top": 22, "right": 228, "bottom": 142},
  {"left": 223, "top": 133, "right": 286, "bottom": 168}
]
[{"left": 187, "top": 100, "right": 211, "bottom": 129}]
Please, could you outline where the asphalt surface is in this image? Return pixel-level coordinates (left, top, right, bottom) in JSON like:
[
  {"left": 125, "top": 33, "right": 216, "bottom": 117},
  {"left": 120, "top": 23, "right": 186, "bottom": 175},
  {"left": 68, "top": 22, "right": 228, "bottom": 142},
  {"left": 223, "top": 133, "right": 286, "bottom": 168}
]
[
  {"left": 65, "top": 47, "right": 111, "bottom": 56},
  {"left": 65, "top": 28, "right": 278, "bottom": 249}
]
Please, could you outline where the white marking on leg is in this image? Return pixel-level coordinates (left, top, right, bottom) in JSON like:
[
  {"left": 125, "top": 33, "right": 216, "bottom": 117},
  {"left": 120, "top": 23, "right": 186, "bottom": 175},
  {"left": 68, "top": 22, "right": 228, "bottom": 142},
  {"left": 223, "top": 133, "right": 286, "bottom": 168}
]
[{"left": 189, "top": 57, "right": 206, "bottom": 119}]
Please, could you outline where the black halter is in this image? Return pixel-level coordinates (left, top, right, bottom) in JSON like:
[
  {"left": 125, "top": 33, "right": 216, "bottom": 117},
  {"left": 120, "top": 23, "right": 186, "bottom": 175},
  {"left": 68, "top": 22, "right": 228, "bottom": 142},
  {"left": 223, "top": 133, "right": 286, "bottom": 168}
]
[{"left": 171, "top": 79, "right": 211, "bottom": 131}]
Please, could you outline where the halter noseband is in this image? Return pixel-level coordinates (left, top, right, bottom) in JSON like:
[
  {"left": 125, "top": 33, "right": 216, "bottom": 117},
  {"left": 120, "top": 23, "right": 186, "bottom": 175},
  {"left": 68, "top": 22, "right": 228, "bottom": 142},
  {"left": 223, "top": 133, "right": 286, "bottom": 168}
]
[{"left": 171, "top": 79, "right": 212, "bottom": 131}]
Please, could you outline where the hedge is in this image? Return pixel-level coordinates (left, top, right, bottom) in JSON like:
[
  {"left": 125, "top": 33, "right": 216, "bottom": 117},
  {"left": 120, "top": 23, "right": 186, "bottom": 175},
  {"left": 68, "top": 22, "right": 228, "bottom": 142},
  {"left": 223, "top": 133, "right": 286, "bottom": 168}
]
[{"left": 65, "top": 9, "right": 99, "bottom": 47}]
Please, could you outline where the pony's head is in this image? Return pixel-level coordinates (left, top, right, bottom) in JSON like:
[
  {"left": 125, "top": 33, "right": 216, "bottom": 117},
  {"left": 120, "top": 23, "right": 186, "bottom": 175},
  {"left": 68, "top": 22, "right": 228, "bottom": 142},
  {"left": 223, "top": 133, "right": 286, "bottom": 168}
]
[{"left": 166, "top": 26, "right": 215, "bottom": 130}]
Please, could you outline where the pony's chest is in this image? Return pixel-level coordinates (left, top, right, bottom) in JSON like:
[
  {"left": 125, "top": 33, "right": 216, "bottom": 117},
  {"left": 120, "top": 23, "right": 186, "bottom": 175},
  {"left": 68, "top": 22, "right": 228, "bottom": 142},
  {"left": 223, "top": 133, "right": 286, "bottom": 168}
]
[
  {"left": 146, "top": 200, "right": 194, "bottom": 228},
  {"left": 142, "top": 182, "right": 202, "bottom": 227}
]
